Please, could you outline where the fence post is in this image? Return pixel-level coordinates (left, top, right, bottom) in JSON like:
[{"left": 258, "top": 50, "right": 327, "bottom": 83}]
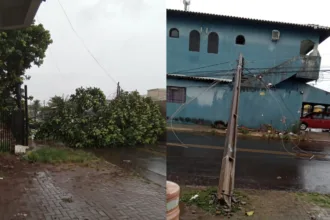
[{"left": 24, "top": 85, "right": 29, "bottom": 146}]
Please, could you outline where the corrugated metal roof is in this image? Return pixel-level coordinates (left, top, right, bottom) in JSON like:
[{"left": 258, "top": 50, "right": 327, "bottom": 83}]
[
  {"left": 167, "top": 74, "right": 232, "bottom": 82},
  {"left": 167, "top": 9, "right": 330, "bottom": 31}
]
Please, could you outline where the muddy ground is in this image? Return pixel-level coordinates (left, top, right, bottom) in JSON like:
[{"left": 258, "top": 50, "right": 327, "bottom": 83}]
[{"left": 180, "top": 188, "right": 330, "bottom": 220}]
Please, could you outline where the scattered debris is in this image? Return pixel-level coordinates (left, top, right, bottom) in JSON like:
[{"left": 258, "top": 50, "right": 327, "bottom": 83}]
[
  {"left": 246, "top": 211, "right": 254, "bottom": 216},
  {"left": 61, "top": 196, "right": 73, "bottom": 203},
  {"left": 232, "top": 196, "right": 239, "bottom": 203},
  {"left": 310, "top": 216, "right": 316, "bottom": 220},
  {"left": 0, "top": 177, "right": 3, "bottom": 180},
  {"left": 277, "top": 176, "right": 282, "bottom": 180},
  {"left": 190, "top": 194, "right": 199, "bottom": 201},
  {"left": 14, "top": 145, "right": 29, "bottom": 154},
  {"left": 223, "top": 208, "right": 231, "bottom": 213},
  {"left": 14, "top": 213, "right": 28, "bottom": 217},
  {"left": 122, "top": 160, "right": 131, "bottom": 163},
  {"left": 191, "top": 210, "right": 196, "bottom": 214},
  {"left": 240, "top": 201, "right": 246, "bottom": 205}
]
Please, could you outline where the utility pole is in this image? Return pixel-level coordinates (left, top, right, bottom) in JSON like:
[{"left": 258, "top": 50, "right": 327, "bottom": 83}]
[
  {"left": 217, "top": 53, "right": 244, "bottom": 207},
  {"left": 116, "top": 82, "right": 120, "bottom": 98}
]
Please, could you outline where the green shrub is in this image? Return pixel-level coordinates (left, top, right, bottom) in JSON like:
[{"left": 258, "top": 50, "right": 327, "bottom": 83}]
[{"left": 35, "top": 88, "right": 166, "bottom": 148}]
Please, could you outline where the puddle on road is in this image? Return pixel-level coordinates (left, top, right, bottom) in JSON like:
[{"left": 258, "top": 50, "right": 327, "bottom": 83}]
[
  {"left": 167, "top": 133, "right": 330, "bottom": 194},
  {"left": 89, "top": 147, "right": 166, "bottom": 186}
]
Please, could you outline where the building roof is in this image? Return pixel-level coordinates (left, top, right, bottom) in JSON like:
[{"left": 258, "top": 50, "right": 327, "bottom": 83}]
[
  {"left": 148, "top": 88, "right": 166, "bottom": 92},
  {"left": 167, "top": 9, "right": 330, "bottom": 43},
  {"left": 0, "top": 0, "right": 44, "bottom": 30},
  {"left": 167, "top": 74, "right": 232, "bottom": 83}
]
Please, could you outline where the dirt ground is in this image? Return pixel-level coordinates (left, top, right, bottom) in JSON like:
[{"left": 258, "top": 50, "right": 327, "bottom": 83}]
[
  {"left": 0, "top": 153, "right": 165, "bottom": 220},
  {"left": 180, "top": 188, "right": 330, "bottom": 220}
]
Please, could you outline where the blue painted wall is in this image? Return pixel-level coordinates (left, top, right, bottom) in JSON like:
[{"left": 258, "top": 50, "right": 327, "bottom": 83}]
[
  {"left": 167, "top": 78, "right": 330, "bottom": 130},
  {"left": 166, "top": 12, "right": 330, "bottom": 130},
  {"left": 167, "top": 15, "right": 320, "bottom": 74}
]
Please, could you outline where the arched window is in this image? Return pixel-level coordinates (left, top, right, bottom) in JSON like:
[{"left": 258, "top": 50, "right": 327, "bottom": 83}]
[
  {"left": 236, "top": 35, "right": 245, "bottom": 45},
  {"left": 189, "top": 30, "right": 200, "bottom": 52},
  {"left": 207, "top": 32, "right": 219, "bottom": 54},
  {"left": 169, "top": 28, "right": 179, "bottom": 38}
]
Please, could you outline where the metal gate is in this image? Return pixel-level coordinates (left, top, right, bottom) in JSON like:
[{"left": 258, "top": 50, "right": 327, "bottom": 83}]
[
  {"left": 0, "top": 85, "right": 29, "bottom": 152},
  {"left": 0, "top": 110, "right": 26, "bottom": 152}
]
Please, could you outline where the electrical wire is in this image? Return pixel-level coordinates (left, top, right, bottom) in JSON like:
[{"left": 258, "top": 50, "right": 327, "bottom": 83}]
[
  {"left": 254, "top": 73, "right": 330, "bottom": 158},
  {"left": 244, "top": 68, "right": 313, "bottom": 158},
  {"left": 168, "top": 61, "right": 235, "bottom": 75},
  {"left": 169, "top": 55, "right": 330, "bottom": 76},
  {"left": 256, "top": 77, "right": 301, "bottom": 157},
  {"left": 56, "top": 0, "right": 118, "bottom": 86},
  {"left": 169, "top": 67, "right": 328, "bottom": 158},
  {"left": 173, "top": 68, "right": 330, "bottom": 78},
  {"left": 170, "top": 80, "right": 222, "bottom": 147},
  {"left": 169, "top": 60, "right": 236, "bottom": 147}
]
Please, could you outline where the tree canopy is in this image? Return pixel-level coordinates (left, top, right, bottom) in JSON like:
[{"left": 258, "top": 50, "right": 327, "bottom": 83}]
[
  {"left": 35, "top": 87, "right": 166, "bottom": 148},
  {"left": 0, "top": 22, "right": 52, "bottom": 110}
]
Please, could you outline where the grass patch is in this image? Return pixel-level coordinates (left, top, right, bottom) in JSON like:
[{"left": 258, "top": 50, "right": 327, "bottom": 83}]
[
  {"left": 181, "top": 187, "right": 218, "bottom": 214},
  {"left": 180, "top": 187, "right": 248, "bottom": 215},
  {"left": 24, "top": 147, "right": 100, "bottom": 164},
  {"left": 297, "top": 192, "right": 330, "bottom": 208}
]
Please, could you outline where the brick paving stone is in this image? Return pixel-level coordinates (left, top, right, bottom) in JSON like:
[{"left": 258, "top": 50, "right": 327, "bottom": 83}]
[{"left": 0, "top": 164, "right": 165, "bottom": 220}]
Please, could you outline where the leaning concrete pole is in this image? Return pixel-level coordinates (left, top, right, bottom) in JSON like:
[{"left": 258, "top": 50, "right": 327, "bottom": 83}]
[{"left": 217, "top": 53, "right": 243, "bottom": 207}]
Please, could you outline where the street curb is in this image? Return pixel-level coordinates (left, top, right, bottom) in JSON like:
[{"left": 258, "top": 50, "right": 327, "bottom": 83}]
[{"left": 166, "top": 126, "right": 330, "bottom": 143}]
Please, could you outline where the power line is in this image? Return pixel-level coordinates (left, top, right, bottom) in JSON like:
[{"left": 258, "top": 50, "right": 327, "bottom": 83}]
[
  {"left": 168, "top": 61, "right": 235, "bottom": 75},
  {"left": 56, "top": 0, "right": 118, "bottom": 85}
]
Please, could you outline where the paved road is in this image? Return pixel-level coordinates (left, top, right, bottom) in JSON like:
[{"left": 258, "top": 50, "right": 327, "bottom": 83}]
[{"left": 167, "top": 131, "right": 330, "bottom": 193}]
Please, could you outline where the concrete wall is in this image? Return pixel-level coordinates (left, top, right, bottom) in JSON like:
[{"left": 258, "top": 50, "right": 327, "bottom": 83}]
[
  {"left": 167, "top": 78, "right": 330, "bottom": 130},
  {"left": 147, "top": 89, "right": 166, "bottom": 101},
  {"left": 167, "top": 14, "right": 320, "bottom": 74}
]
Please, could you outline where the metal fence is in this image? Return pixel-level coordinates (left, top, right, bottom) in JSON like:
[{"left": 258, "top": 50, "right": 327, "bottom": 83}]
[
  {"left": 0, "top": 111, "right": 24, "bottom": 152},
  {"left": 0, "top": 85, "right": 29, "bottom": 152}
]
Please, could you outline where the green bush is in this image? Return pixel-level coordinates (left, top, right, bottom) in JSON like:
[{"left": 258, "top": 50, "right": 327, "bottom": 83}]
[{"left": 35, "top": 87, "right": 166, "bottom": 148}]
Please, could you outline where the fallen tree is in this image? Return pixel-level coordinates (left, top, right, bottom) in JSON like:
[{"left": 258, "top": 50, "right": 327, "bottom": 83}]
[{"left": 35, "top": 87, "right": 166, "bottom": 148}]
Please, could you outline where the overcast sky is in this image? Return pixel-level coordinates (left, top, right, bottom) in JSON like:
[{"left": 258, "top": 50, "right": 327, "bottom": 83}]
[
  {"left": 26, "top": 0, "right": 165, "bottom": 101},
  {"left": 26, "top": 0, "right": 330, "bottom": 102},
  {"left": 167, "top": 0, "right": 330, "bottom": 92}
]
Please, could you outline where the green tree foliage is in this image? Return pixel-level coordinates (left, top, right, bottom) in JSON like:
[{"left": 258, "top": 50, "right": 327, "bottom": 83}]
[
  {"left": 30, "top": 99, "right": 41, "bottom": 120},
  {"left": 0, "top": 23, "right": 52, "bottom": 110},
  {"left": 35, "top": 87, "right": 165, "bottom": 148}
]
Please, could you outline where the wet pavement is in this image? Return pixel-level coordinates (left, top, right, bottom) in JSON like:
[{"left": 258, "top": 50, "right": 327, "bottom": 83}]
[
  {"left": 167, "top": 131, "right": 330, "bottom": 193},
  {"left": 31, "top": 140, "right": 167, "bottom": 186},
  {"left": 90, "top": 145, "right": 166, "bottom": 186},
  {"left": 0, "top": 156, "right": 165, "bottom": 220}
]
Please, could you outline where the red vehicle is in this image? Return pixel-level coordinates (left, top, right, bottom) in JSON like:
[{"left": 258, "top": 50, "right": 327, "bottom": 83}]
[{"left": 300, "top": 112, "right": 330, "bottom": 130}]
